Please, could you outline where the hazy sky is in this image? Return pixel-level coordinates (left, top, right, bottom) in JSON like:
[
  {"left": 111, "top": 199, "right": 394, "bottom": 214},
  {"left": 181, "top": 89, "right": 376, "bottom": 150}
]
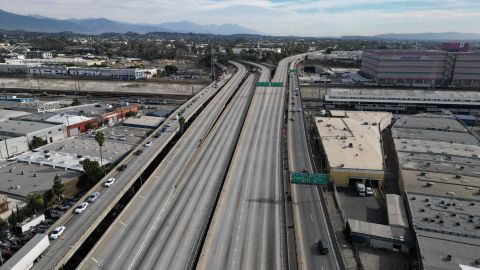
[{"left": 2, "top": 0, "right": 480, "bottom": 36}]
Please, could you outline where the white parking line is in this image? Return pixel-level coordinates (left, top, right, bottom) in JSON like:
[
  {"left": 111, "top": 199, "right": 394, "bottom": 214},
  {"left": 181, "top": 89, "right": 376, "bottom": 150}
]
[{"left": 92, "top": 257, "right": 99, "bottom": 264}]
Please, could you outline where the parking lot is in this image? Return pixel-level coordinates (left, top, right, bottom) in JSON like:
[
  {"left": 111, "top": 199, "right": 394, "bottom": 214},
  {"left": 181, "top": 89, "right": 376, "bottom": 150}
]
[{"left": 336, "top": 186, "right": 387, "bottom": 224}]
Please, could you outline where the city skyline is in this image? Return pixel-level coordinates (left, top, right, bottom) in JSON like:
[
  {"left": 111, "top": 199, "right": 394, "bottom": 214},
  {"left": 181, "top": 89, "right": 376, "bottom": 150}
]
[{"left": 2, "top": 0, "right": 480, "bottom": 36}]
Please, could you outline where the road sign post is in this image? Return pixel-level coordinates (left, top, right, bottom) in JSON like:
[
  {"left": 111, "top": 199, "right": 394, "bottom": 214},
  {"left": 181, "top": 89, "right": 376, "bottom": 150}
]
[{"left": 291, "top": 172, "right": 327, "bottom": 185}]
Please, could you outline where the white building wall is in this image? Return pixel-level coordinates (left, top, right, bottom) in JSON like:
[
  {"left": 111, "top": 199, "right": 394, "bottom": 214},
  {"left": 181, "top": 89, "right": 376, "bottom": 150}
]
[{"left": 0, "top": 136, "right": 29, "bottom": 159}]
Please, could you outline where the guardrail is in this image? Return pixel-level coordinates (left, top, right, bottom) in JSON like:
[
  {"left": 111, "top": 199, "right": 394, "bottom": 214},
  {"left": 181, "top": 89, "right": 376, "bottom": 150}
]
[{"left": 41, "top": 74, "right": 233, "bottom": 270}]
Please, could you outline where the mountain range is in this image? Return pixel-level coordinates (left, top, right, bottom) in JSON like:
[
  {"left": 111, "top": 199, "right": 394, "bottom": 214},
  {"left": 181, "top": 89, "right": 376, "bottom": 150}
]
[{"left": 0, "top": 9, "right": 261, "bottom": 35}]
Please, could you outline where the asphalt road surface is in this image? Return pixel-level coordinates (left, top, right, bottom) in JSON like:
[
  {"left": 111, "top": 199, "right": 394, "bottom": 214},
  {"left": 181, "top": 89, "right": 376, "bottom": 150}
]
[
  {"left": 31, "top": 69, "right": 233, "bottom": 270},
  {"left": 287, "top": 57, "right": 340, "bottom": 270},
  {"left": 77, "top": 62, "right": 252, "bottom": 270},
  {"left": 197, "top": 57, "right": 297, "bottom": 270}
]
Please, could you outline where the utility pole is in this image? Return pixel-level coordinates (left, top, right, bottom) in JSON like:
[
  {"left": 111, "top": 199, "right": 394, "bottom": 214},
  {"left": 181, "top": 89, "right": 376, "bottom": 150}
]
[{"left": 211, "top": 42, "right": 215, "bottom": 82}]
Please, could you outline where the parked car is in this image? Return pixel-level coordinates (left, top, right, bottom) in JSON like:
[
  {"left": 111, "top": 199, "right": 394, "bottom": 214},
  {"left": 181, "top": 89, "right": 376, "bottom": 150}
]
[
  {"left": 366, "top": 187, "right": 374, "bottom": 196},
  {"left": 135, "top": 149, "right": 143, "bottom": 156},
  {"left": 87, "top": 192, "right": 100, "bottom": 203},
  {"left": 145, "top": 141, "right": 152, "bottom": 147},
  {"left": 154, "top": 133, "right": 161, "bottom": 138},
  {"left": 317, "top": 239, "right": 329, "bottom": 255},
  {"left": 104, "top": 178, "right": 115, "bottom": 187},
  {"left": 75, "top": 202, "right": 89, "bottom": 214},
  {"left": 49, "top": 226, "right": 66, "bottom": 240}
]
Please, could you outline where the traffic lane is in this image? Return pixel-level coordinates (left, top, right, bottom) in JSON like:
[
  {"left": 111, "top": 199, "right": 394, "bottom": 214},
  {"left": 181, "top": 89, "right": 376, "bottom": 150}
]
[
  {"left": 133, "top": 74, "right": 256, "bottom": 269},
  {"left": 33, "top": 72, "right": 232, "bottom": 270},
  {"left": 78, "top": 64, "right": 248, "bottom": 269},
  {"left": 288, "top": 69, "right": 339, "bottom": 270}
]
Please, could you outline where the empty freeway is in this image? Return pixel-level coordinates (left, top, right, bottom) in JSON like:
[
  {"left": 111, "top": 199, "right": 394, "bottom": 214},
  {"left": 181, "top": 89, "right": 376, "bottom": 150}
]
[
  {"left": 77, "top": 61, "right": 260, "bottom": 269},
  {"left": 31, "top": 65, "right": 233, "bottom": 270},
  {"left": 197, "top": 57, "right": 297, "bottom": 270}
]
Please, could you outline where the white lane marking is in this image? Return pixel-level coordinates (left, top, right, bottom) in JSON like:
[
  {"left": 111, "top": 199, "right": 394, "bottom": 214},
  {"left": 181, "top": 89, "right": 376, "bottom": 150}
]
[
  {"left": 92, "top": 257, "right": 99, "bottom": 264},
  {"left": 126, "top": 191, "right": 176, "bottom": 270},
  {"left": 310, "top": 214, "right": 314, "bottom": 222},
  {"left": 139, "top": 195, "right": 145, "bottom": 199},
  {"left": 119, "top": 221, "right": 126, "bottom": 226}
]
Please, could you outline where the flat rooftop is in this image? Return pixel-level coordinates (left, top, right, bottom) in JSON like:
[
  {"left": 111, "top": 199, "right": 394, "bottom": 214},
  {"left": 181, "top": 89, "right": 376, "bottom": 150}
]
[
  {"left": 0, "top": 119, "right": 62, "bottom": 135},
  {"left": 0, "top": 161, "right": 81, "bottom": 197},
  {"left": 406, "top": 192, "right": 480, "bottom": 270},
  {"left": 123, "top": 115, "right": 164, "bottom": 128},
  {"left": 0, "top": 109, "right": 31, "bottom": 121},
  {"left": 392, "top": 128, "right": 479, "bottom": 145},
  {"left": 315, "top": 111, "right": 391, "bottom": 172},
  {"left": 325, "top": 88, "right": 480, "bottom": 106},
  {"left": 347, "top": 219, "right": 412, "bottom": 243},
  {"left": 394, "top": 115, "right": 468, "bottom": 132}
]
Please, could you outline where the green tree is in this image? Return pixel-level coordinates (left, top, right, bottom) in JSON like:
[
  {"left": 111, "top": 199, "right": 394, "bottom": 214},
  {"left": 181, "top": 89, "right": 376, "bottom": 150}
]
[
  {"left": 28, "top": 193, "right": 45, "bottom": 213},
  {"left": 164, "top": 65, "right": 179, "bottom": 76},
  {"left": 71, "top": 97, "right": 81, "bottom": 106},
  {"left": 95, "top": 132, "right": 106, "bottom": 176},
  {"left": 31, "top": 137, "right": 47, "bottom": 149},
  {"left": 52, "top": 175, "right": 64, "bottom": 199},
  {"left": 179, "top": 116, "right": 186, "bottom": 134},
  {"left": 125, "top": 111, "right": 137, "bottom": 117},
  {"left": 81, "top": 158, "right": 103, "bottom": 187}
]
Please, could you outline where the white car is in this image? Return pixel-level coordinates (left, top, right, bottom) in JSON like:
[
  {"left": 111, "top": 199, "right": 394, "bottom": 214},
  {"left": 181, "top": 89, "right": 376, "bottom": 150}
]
[
  {"left": 49, "top": 226, "right": 66, "bottom": 240},
  {"left": 366, "top": 187, "right": 374, "bottom": 196},
  {"left": 104, "top": 178, "right": 115, "bottom": 187},
  {"left": 87, "top": 192, "right": 100, "bottom": 203},
  {"left": 145, "top": 141, "right": 152, "bottom": 147},
  {"left": 75, "top": 202, "right": 89, "bottom": 214}
]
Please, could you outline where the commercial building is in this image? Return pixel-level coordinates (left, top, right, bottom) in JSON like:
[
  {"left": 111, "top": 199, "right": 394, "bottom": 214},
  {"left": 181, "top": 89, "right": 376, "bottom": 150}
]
[
  {"left": 360, "top": 49, "right": 480, "bottom": 88},
  {"left": 26, "top": 51, "right": 53, "bottom": 59},
  {"left": 346, "top": 219, "right": 412, "bottom": 253},
  {"left": 45, "top": 114, "right": 97, "bottom": 136},
  {"left": 405, "top": 192, "right": 480, "bottom": 270},
  {"left": 0, "top": 109, "right": 31, "bottom": 122},
  {"left": 0, "top": 120, "right": 67, "bottom": 145},
  {"left": 0, "top": 136, "right": 29, "bottom": 159},
  {"left": 314, "top": 110, "right": 391, "bottom": 187},
  {"left": 323, "top": 88, "right": 480, "bottom": 115},
  {"left": 123, "top": 115, "right": 164, "bottom": 129},
  {"left": 392, "top": 113, "right": 480, "bottom": 200}
]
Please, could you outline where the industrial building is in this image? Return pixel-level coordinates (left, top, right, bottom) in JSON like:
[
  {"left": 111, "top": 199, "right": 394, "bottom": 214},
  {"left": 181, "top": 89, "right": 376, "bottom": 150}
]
[
  {"left": 26, "top": 51, "right": 53, "bottom": 59},
  {"left": 392, "top": 113, "right": 480, "bottom": 200},
  {"left": 0, "top": 120, "right": 67, "bottom": 145},
  {"left": 0, "top": 62, "right": 157, "bottom": 80},
  {"left": 360, "top": 49, "right": 480, "bottom": 88},
  {"left": 346, "top": 219, "right": 412, "bottom": 253},
  {"left": 123, "top": 115, "right": 165, "bottom": 129},
  {"left": 323, "top": 88, "right": 480, "bottom": 115},
  {"left": 314, "top": 110, "right": 391, "bottom": 187},
  {"left": 405, "top": 192, "right": 480, "bottom": 270}
]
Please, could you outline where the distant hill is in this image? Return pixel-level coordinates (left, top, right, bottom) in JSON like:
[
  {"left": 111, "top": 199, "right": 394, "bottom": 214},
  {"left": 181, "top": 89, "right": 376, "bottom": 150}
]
[
  {"left": 341, "top": 32, "right": 480, "bottom": 41},
  {"left": 0, "top": 9, "right": 261, "bottom": 35}
]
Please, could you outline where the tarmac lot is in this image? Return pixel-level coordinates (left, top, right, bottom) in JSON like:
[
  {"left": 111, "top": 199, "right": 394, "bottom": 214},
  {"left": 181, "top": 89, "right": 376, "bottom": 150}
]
[
  {"left": 337, "top": 187, "right": 387, "bottom": 224},
  {"left": 0, "top": 78, "right": 207, "bottom": 96},
  {"left": 0, "top": 161, "right": 81, "bottom": 197}
]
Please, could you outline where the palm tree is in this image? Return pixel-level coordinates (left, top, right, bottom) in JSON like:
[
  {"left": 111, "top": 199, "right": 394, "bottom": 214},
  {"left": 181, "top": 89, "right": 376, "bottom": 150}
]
[{"left": 95, "top": 131, "right": 106, "bottom": 176}]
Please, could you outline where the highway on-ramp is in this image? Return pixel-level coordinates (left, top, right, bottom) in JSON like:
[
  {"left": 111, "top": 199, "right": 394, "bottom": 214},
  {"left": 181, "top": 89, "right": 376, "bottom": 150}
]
[
  {"left": 197, "top": 57, "right": 296, "bottom": 270},
  {"left": 287, "top": 57, "right": 340, "bottom": 270},
  {"left": 77, "top": 62, "right": 254, "bottom": 270}
]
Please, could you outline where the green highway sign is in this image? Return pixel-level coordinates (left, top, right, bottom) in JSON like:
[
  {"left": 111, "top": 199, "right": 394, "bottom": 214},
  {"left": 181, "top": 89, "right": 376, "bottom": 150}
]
[
  {"left": 291, "top": 172, "right": 328, "bottom": 185},
  {"left": 309, "top": 173, "right": 328, "bottom": 185},
  {"left": 291, "top": 172, "right": 309, "bottom": 184},
  {"left": 256, "top": 82, "right": 284, "bottom": 87},
  {"left": 289, "top": 69, "right": 298, "bottom": 74}
]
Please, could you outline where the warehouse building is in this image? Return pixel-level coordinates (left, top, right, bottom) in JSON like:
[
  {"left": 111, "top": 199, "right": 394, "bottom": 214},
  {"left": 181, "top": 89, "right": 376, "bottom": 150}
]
[
  {"left": 405, "top": 192, "right": 480, "bottom": 270},
  {"left": 346, "top": 219, "right": 413, "bottom": 253},
  {"left": 0, "top": 120, "right": 67, "bottom": 146},
  {"left": 360, "top": 49, "right": 480, "bottom": 88},
  {"left": 322, "top": 88, "right": 480, "bottom": 115},
  {"left": 392, "top": 113, "right": 480, "bottom": 200},
  {"left": 314, "top": 110, "right": 391, "bottom": 187}
]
